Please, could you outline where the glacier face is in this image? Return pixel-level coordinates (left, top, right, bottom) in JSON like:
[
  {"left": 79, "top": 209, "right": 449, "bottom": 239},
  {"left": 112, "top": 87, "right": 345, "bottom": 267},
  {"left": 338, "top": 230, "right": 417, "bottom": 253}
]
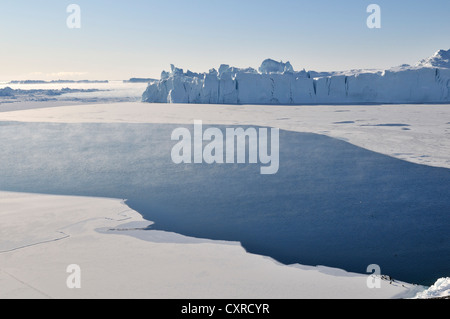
[{"left": 142, "top": 50, "right": 450, "bottom": 105}]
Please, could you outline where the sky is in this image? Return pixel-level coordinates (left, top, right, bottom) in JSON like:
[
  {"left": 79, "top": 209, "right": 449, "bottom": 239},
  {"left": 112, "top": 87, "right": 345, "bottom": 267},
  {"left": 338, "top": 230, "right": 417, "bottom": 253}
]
[{"left": 0, "top": 0, "right": 449, "bottom": 81}]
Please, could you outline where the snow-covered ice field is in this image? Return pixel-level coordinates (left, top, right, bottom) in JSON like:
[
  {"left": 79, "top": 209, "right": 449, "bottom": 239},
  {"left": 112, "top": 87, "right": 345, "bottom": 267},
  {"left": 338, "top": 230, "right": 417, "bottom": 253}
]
[
  {"left": 0, "top": 90, "right": 449, "bottom": 298},
  {"left": 0, "top": 81, "right": 148, "bottom": 111},
  {"left": 0, "top": 191, "right": 425, "bottom": 299}
]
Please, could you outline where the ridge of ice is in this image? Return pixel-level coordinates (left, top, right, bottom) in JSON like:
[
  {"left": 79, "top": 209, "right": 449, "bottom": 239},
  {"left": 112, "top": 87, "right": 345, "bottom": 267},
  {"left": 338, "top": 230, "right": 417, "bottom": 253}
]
[
  {"left": 414, "top": 277, "right": 450, "bottom": 299},
  {"left": 142, "top": 50, "right": 450, "bottom": 105},
  {"left": 259, "top": 59, "right": 294, "bottom": 74},
  {"left": 416, "top": 49, "right": 450, "bottom": 69}
]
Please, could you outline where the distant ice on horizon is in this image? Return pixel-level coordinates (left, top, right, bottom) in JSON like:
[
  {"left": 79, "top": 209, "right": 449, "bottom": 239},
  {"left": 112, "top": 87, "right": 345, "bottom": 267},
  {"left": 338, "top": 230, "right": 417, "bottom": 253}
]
[{"left": 0, "top": 81, "right": 148, "bottom": 106}]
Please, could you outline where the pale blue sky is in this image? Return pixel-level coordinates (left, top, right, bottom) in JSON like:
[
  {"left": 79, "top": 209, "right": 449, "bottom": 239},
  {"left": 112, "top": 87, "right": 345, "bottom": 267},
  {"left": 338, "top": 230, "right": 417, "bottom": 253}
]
[{"left": 0, "top": 0, "right": 449, "bottom": 80}]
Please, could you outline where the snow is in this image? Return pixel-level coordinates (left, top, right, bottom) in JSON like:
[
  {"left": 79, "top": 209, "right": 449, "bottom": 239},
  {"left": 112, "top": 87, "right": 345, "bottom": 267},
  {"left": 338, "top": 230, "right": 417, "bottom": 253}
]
[
  {"left": 414, "top": 278, "right": 450, "bottom": 299},
  {"left": 416, "top": 49, "right": 450, "bottom": 69},
  {"left": 142, "top": 49, "right": 450, "bottom": 105}
]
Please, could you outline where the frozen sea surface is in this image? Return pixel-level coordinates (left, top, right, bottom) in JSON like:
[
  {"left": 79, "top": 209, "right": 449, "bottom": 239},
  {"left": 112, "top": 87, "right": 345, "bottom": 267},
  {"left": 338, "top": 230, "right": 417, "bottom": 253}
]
[
  {"left": 0, "top": 81, "right": 148, "bottom": 106},
  {"left": 0, "top": 122, "right": 448, "bottom": 286}
]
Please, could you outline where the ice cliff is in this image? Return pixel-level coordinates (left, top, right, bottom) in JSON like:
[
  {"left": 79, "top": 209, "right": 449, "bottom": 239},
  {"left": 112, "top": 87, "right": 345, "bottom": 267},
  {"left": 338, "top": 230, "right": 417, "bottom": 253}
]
[{"left": 142, "top": 50, "right": 450, "bottom": 105}]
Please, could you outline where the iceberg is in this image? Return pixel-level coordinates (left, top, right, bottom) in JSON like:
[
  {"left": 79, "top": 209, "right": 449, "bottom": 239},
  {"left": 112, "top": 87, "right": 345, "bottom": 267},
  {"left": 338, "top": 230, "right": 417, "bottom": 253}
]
[
  {"left": 259, "top": 59, "right": 294, "bottom": 74},
  {"left": 414, "top": 277, "right": 450, "bottom": 299},
  {"left": 142, "top": 49, "right": 450, "bottom": 105},
  {"left": 416, "top": 49, "right": 450, "bottom": 69}
]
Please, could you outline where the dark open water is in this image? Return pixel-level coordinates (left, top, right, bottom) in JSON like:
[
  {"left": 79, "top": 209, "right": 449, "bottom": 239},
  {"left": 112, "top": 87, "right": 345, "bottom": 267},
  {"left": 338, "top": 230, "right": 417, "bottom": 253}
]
[{"left": 0, "top": 122, "right": 448, "bottom": 285}]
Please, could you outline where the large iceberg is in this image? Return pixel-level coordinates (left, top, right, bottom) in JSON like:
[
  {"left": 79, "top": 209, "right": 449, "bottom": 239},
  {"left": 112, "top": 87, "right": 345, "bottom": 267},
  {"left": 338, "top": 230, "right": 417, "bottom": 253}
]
[{"left": 142, "top": 50, "right": 450, "bottom": 105}]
